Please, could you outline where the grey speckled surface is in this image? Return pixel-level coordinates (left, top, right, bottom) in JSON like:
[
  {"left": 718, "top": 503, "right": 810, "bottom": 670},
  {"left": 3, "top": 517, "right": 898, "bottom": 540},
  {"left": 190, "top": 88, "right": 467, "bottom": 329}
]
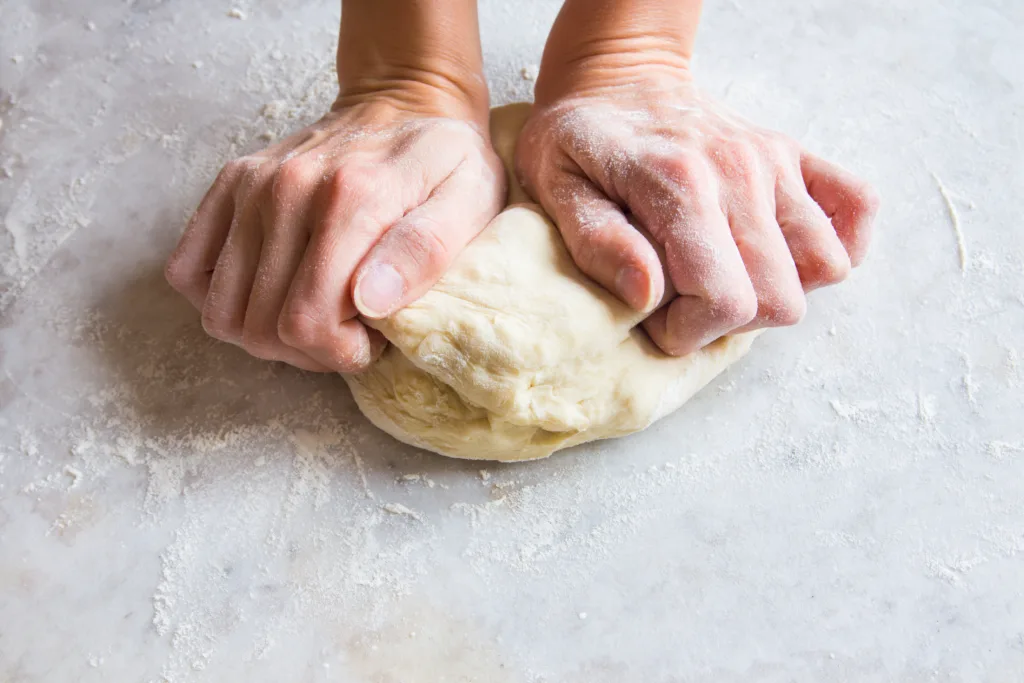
[{"left": 1, "top": 1, "right": 1023, "bottom": 681}]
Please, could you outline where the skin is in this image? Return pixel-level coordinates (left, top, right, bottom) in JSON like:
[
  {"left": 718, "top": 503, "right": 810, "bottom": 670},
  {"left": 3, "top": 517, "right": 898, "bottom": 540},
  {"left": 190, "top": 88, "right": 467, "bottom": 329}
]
[
  {"left": 517, "top": 0, "right": 880, "bottom": 355},
  {"left": 166, "top": 0, "right": 505, "bottom": 372},
  {"left": 167, "top": 0, "right": 879, "bottom": 371}
]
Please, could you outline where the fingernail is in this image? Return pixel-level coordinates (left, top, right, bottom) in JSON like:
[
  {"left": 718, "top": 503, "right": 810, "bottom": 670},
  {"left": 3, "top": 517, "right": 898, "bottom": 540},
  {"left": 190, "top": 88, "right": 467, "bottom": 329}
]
[
  {"left": 615, "top": 266, "right": 651, "bottom": 311},
  {"left": 355, "top": 263, "right": 405, "bottom": 318}
]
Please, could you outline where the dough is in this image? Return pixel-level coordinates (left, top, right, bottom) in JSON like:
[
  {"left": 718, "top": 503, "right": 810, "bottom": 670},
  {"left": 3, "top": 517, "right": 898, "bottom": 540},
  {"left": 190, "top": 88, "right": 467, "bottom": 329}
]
[{"left": 343, "top": 104, "right": 756, "bottom": 461}]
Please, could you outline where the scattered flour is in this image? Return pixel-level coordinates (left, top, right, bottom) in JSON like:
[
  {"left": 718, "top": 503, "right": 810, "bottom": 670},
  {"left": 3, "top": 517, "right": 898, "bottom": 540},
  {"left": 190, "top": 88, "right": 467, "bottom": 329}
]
[
  {"left": 1, "top": 5, "right": 1021, "bottom": 682},
  {"left": 961, "top": 352, "right": 979, "bottom": 406},
  {"left": 382, "top": 502, "right": 423, "bottom": 521},
  {"left": 828, "top": 398, "right": 880, "bottom": 424}
]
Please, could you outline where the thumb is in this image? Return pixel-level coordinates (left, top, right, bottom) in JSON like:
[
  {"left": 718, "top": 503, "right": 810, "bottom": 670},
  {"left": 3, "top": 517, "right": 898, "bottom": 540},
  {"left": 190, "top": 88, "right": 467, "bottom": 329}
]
[
  {"left": 525, "top": 169, "right": 663, "bottom": 312},
  {"left": 351, "top": 166, "right": 504, "bottom": 319}
]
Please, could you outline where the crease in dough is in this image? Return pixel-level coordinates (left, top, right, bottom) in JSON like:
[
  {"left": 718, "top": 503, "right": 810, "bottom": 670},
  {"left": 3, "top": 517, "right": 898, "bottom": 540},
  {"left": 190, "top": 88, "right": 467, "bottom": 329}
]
[{"left": 342, "top": 103, "right": 756, "bottom": 461}]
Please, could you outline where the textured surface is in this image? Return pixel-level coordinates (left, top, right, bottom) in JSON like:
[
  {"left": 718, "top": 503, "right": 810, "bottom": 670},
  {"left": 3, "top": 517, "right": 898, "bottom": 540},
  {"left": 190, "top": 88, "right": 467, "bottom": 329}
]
[
  {"left": 347, "top": 195, "right": 754, "bottom": 460},
  {"left": 2, "top": 1, "right": 1024, "bottom": 681}
]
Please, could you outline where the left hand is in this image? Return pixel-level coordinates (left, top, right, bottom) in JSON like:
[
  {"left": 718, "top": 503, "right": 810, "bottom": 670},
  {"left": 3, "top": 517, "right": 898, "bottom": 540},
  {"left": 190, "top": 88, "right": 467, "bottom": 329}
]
[{"left": 165, "top": 99, "right": 505, "bottom": 374}]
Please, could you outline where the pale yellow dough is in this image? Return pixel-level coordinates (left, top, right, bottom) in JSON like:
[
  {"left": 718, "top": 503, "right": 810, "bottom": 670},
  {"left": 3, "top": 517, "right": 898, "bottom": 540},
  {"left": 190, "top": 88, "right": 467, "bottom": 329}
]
[{"left": 343, "top": 104, "right": 756, "bottom": 461}]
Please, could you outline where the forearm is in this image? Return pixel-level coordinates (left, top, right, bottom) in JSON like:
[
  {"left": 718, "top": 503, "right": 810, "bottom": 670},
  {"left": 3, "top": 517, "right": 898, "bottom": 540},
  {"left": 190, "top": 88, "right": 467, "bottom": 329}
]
[
  {"left": 535, "top": 0, "right": 702, "bottom": 102},
  {"left": 336, "top": 0, "right": 489, "bottom": 122}
]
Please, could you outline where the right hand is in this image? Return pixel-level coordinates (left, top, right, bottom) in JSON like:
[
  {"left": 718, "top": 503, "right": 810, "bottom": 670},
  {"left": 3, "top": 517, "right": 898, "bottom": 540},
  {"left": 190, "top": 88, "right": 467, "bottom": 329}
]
[
  {"left": 165, "top": 98, "right": 505, "bottom": 373},
  {"left": 517, "top": 0, "right": 879, "bottom": 356}
]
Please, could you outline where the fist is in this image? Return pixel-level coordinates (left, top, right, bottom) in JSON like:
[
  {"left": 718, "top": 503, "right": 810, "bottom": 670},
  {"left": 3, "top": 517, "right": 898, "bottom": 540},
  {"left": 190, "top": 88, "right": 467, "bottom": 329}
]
[{"left": 517, "top": 82, "right": 879, "bottom": 355}]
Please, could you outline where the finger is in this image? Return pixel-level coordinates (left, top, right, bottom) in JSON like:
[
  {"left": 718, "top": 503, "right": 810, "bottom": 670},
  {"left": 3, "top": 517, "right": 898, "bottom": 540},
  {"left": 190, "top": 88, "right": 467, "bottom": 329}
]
[
  {"left": 352, "top": 162, "right": 505, "bottom": 319},
  {"left": 239, "top": 159, "right": 334, "bottom": 372},
  {"left": 165, "top": 160, "right": 248, "bottom": 309},
  {"left": 726, "top": 174, "right": 807, "bottom": 333},
  {"left": 640, "top": 211, "right": 757, "bottom": 356},
  {"left": 628, "top": 155, "right": 756, "bottom": 355},
  {"left": 801, "top": 151, "right": 880, "bottom": 266},
  {"left": 530, "top": 169, "right": 663, "bottom": 312},
  {"left": 515, "top": 112, "right": 660, "bottom": 308},
  {"left": 775, "top": 167, "right": 851, "bottom": 291},
  {"left": 277, "top": 313, "right": 387, "bottom": 374},
  {"left": 279, "top": 165, "right": 399, "bottom": 372},
  {"left": 200, "top": 181, "right": 268, "bottom": 345}
]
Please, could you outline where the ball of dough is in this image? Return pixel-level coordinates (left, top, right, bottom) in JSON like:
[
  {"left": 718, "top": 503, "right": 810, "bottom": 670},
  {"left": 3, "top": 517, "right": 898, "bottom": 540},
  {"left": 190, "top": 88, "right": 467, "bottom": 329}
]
[{"left": 343, "top": 104, "right": 756, "bottom": 461}]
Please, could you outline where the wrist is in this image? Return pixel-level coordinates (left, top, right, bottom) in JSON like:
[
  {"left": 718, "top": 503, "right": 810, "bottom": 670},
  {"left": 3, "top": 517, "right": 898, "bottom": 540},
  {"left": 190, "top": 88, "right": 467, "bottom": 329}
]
[
  {"left": 335, "top": 63, "right": 489, "bottom": 125},
  {"left": 337, "top": 0, "right": 490, "bottom": 125},
  {"left": 534, "top": 0, "right": 700, "bottom": 105}
]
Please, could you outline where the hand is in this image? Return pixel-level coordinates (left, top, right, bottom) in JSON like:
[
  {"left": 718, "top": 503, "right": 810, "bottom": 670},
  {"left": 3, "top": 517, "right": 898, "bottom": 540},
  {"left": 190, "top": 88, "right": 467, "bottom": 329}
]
[
  {"left": 517, "top": 1, "right": 879, "bottom": 356},
  {"left": 166, "top": 100, "right": 505, "bottom": 373},
  {"left": 166, "top": 0, "right": 505, "bottom": 373}
]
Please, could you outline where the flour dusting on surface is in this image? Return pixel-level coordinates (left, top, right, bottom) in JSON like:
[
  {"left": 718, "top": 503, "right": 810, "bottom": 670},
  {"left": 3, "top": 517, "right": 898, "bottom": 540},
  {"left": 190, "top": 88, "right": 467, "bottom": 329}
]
[{"left": 3, "top": 0, "right": 1024, "bottom": 681}]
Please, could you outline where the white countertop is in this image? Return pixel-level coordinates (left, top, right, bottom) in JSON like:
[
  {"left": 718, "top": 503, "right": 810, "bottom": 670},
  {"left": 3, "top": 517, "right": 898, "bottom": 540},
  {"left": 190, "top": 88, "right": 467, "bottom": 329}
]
[{"left": 2, "top": 1, "right": 1023, "bottom": 681}]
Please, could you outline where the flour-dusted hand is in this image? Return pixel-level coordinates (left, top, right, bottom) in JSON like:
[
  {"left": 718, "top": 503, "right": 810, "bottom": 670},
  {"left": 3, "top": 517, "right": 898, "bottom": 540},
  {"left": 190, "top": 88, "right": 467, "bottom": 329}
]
[
  {"left": 517, "top": 0, "right": 879, "bottom": 356},
  {"left": 166, "top": 106, "right": 503, "bottom": 372},
  {"left": 165, "top": 0, "right": 504, "bottom": 373}
]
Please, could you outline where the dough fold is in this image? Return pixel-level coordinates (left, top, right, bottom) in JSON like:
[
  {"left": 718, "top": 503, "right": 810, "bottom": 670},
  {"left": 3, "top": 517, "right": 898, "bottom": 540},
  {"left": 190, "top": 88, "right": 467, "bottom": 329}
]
[{"left": 343, "top": 104, "right": 755, "bottom": 461}]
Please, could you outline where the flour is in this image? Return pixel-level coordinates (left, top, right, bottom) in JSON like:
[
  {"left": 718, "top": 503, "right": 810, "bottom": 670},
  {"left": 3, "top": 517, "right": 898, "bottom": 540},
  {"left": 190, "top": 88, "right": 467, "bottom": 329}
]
[
  {"left": 917, "top": 391, "right": 937, "bottom": 424},
  {"left": 382, "top": 502, "right": 424, "bottom": 521},
  {"left": 398, "top": 473, "right": 437, "bottom": 488},
  {"left": 961, "top": 352, "right": 979, "bottom": 406},
  {"left": 19, "top": 311, "right": 755, "bottom": 677},
  {"left": 986, "top": 440, "right": 1024, "bottom": 460},
  {"left": 828, "top": 398, "right": 880, "bottom": 423},
  {"left": 3, "top": 1, "right": 1024, "bottom": 680},
  {"left": 1008, "top": 347, "right": 1020, "bottom": 383},
  {"left": 62, "top": 465, "right": 82, "bottom": 488}
]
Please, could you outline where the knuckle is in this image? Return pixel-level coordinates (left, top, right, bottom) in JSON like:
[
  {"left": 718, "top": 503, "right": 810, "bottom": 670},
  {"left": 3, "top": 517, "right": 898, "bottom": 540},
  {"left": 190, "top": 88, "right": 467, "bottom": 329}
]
[
  {"left": 164, "top": 253, "right": 190, "bottom": 292},
  {"left": 240, "top": 322, "right": 280, "bottom": 360},
  {"left": 272, "top": 157, "right": 319, "bottom": 206},
  {"left": 713, "top": 139, "right": 759, "bottom": 179},
  {"left": 393, "top": 220, "right": 450, "bottom": 274},
  {"left": 814, "top": 251, "right": 852, "bottom": 285},
  {"left": 277, "top": 307, "right": 321, "bottom": 351},
  {"left": 656, "top": 324, "right": 693, "bottom": 357},
  {"left": 201, "top": 305, "right": 238, "bottom": 342},
  {"left": 335, "top": 337, "right": 373, "bottom": 373},
  {"left": 219, "top": 158, "right": 250, "bottom": 185},
  {"left": 327, "top": 164, "right": 378, "bottom": 204},
  {"left": 759, "top": 290, "right": 806, "bottom": 327},
  {"left": 715, "top": 285, "right": 759, "bottom": 328},
  {"left": 654, "top": 150, "right": 708, "bottom": 188},
  {"left": 842, "top": 181, "right": 879, "bottom": 267},
  {"left": 854, "top": 181, "right": 881, "bottom": 217},
  {"left": 278, "top": 308, "right": 369, "bottom": 373},
  {"left": 238, "top": 159, "right": 273, "bottom": 194},
  {"left": 660, "top": 342, "right": 689, "bottom": 358}
]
